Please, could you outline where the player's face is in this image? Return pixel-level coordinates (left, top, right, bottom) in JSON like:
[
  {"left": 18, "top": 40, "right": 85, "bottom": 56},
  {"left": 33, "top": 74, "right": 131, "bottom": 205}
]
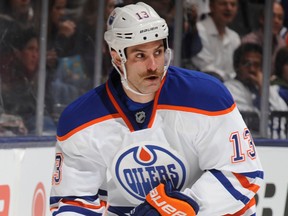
[{"left": 124, "top": 40, "right": 166, "bottom": 95}]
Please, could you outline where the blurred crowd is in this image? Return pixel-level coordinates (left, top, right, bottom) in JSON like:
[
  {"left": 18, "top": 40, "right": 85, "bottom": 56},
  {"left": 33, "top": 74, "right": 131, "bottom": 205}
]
[{"left": 0, "top": 0, "right": 287, "bottom": 138}]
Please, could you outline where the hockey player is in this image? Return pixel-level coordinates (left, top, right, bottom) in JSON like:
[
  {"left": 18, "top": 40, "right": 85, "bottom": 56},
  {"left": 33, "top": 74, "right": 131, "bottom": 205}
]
[{"left": 50, "top": 2, "right": 264, "bottom": 215}]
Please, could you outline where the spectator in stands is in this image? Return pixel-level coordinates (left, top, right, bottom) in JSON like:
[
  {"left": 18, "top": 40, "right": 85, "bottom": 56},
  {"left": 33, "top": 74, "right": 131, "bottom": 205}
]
[
  {"left": 141, "top": 0, "right": 175, "bottom": 48},
  {"left": 281, "top": 27, "right": 288, "bottom": 46},
  {"left": 0, "top": 0, "right": 34, "bottom": 31},
  {"left": 182, "top": 0, "right": 203, "bottom": 69},
  {"left": 47, "top": 0, "right": 92, "bottom": 115},
  {"left": 0, "top": 0, "right": 36, "bottom": 75},
  {"left": 196, "top": 0, "right": 211, "bottom": 20},
  {"left": 191, "top": 0, "right": 240, "bottom": 81},
  {"left": 0, "top": 28, "right": 56, "bottom": 135},
  {"left": 241, "top": 2, "right": 286, "bottom": 69},
  {"left": 78, "top": 0, "right": 116, "bottom": 83},
  {"left": 271, "top": 46, "right": 288, "bottom": 105},
  {"left": 47, "top": 0, "right": 78, "bottom": 59},
  {"left": 0, "top": 113, "right": 28, "bottom": 136},
  {"left": 224, "top": 43, "right": 288, "bottom": 113},
  {"left": 279, "top": 2, "right": 288, "bottom": 46}
]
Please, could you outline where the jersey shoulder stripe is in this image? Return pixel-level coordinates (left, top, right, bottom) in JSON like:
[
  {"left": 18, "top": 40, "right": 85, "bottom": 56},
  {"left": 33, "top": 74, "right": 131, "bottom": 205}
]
[
  {"left": 57, "top": 113, "right": 120, "bottom": 141},
  {"left": 160, "top": 66, "right": 235, "bottom": 112},
  {"left": 157, "top": 103, "right": 236, "bottom": 116},
  {"left": 56, "top": 67, "right": 235, "bottom": 138},
  {"left": 56, "top": 84, "right": 117, "bottom": 137}
]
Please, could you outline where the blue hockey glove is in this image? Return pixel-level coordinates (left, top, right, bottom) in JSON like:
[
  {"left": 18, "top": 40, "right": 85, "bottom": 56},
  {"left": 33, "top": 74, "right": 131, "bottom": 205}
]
[{"left": 130, "top": 180, "right": 199, "bottom": 216}]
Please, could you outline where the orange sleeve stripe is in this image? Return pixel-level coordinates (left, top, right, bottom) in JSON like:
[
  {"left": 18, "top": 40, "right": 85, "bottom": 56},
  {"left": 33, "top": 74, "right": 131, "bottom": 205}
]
[
  {"left": 50, "top": 200, "right": 107, "bottom": 212},
  {"left": 157, "top": 103, "right": 236, "bottom": 116},
  {"left": 106, "top": 82, "right": 135, "bottom": 132},
  {"left": 50, "top": 206, "right": 57, "bottom": 211},
  {"left": 61, "top": 199, "right": 107, "bottom": 210},
  {"left": 233, "top": 173, "right": 260, "bottom": 193},
  {"left": 224, "top": 197, "right": 256, "bottom": 216},
  {"left": 57, "top": 114, "right": 120, "bottom": 141}
]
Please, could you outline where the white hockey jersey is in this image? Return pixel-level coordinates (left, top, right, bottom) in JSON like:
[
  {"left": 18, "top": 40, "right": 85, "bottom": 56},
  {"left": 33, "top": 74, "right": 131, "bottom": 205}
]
[{"left": 50, "top": 66, "right": 264, "bottom": 215}]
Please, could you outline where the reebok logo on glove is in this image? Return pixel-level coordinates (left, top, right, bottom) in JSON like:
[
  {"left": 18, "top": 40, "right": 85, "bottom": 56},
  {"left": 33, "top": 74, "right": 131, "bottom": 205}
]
[
  {"left": 130, "top": 181, "right": 198, "bottom": 216},
  {"left": 146, "top": 183, "right": 197, "bottom": 216},
  {"left": 148, "top": 186, "right": 187, "bottom": 215}
]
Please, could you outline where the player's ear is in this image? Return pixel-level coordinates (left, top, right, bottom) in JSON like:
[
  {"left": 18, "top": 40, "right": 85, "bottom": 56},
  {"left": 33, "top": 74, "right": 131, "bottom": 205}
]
[{"left": 111, "top": 50, "right": 122, "bottom": 68}]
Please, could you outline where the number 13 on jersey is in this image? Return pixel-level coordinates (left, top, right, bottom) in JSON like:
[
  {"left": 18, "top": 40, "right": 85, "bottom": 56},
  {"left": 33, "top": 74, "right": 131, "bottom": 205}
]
[{"left": 230, "top": 128, "right": 256, "bottom": 163}]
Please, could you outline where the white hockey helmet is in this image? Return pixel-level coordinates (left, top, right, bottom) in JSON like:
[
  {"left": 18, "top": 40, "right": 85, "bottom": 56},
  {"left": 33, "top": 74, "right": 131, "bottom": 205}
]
[
  {"left": 104, "top": 2, "right": 169, "bottom": 62},
  {"left": 104, "top": 2, "right": 171, "bottom": 95}
]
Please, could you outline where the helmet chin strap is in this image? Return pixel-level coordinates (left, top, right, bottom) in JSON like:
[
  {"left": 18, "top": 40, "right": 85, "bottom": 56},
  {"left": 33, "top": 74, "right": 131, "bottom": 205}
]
[
  {"left": 111, "top": 48, "right": 171, "bottom": 97},
  {"left": 111, "top": 60, "right": 150, "bottom": 96},
  {"left": 121, "top": 62, "right": 154, "bottom": 96},
  {"left": 121, "top": 77, "right": 152, "bottom": 96}
]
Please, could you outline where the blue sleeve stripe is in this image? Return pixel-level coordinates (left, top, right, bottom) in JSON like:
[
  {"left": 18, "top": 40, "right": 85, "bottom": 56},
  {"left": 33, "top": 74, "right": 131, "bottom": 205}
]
[
  {"left": 239, "top": 170, "right": 264, "bottom": 179},
  {"left": 108, "top": 206, "right": 134, "bottom": 216},
  {"left": 210, "top": 169, "right": 250, "bottom": 205},
  {"left": 98, "top": 189, "right": 108, "bottom": 196},
  {"left": 50, "top": 194, "right": 99, "bottom": 205},
  {"left": 52, "top": 205, "right": 103, "bottom": 216}
]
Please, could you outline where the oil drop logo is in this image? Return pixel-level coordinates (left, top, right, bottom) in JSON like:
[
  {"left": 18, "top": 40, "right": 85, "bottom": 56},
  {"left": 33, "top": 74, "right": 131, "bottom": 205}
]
[{"left": 112, "top": 142, "right": 188, "bottom": 203}]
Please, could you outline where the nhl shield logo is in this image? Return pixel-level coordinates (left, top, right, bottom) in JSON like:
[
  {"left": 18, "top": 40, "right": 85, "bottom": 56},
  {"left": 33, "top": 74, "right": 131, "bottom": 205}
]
[
  {"left": 111, "top": 142, "right": 188, "bottom": 204},
  {"left": 135, "top": 111, "right": 145, "bottom": 123}
]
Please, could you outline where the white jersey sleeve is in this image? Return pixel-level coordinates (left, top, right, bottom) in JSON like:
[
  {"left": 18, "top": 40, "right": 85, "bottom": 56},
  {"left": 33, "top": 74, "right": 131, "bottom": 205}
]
[
  {"left": 181, "top": 107, "right": 263, "bottom": 215},
  {"left": 50, "top": 133, "right": 108, "bottom": 215}
]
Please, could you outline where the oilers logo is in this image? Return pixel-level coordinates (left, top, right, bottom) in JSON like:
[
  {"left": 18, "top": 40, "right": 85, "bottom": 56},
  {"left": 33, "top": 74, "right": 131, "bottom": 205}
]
[
  {"left": 108, "top": 11, "right": 116, "bottom": 25},
  {"left": 111, "top": 142, "right": 188, "bottom": 204}
]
